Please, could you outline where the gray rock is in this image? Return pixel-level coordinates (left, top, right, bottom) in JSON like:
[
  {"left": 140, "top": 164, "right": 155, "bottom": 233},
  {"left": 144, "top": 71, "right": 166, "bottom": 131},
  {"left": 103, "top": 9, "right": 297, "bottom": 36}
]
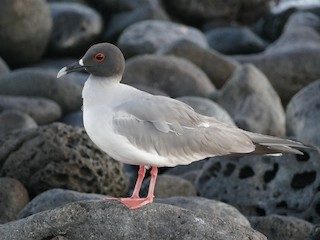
[
  {"left": 177, "top": 96, "right": 235, "bottom": 126},
  {"left": 18, "top": 188, "right": 105, "bottom": 218},
  {"left": 61, "top": 110, "right": 83, "bottom": 128},
  {"left": 0, "top": 95, "right": 62, "bottom": 125},
  {"left": 0, "top": 69, "right": 82, "bottom": 113},
  {"left": 235, "top": 12, "right": 320, "bottom": 105},
  {"left": 286, "top": 79, "right": 320, "bottom": 149},
  {"left": 237, "top": 0, "right": 272, "bottom": 24},
  {"left": 159, "top": 39, "right": 239, "bottom": 88},
  {"left": 157, "top": 196, "right": 251, "bottom": 227},
  {"left": 216, "top": 64, "right": 285, "bottom": 136},
  {"left": 0, "top": 123, "right": 129, "bottom": 197},
  {"left": 122, "top": 55, "right": 215, "bottom": 97},
  {"left": 0, "top": 58, "right": 9, "bottom": 75},
  {"left": 118, "top": 20, "right": 208, "bottom": 58},
  {"left": 310, "top": 224, "right": 320, "bottom": 240},
  {"left": 249, "top": 214, "right": 313, "bottom": 240},
  {"left": 48, "top": 2, "right": 103, "bottom": 56},
  {"left": 103, "top": 2, "right": 169, "bottom": 42},
  {"left": 140, "top": 175, "right": 197, "bottom": 198},
  {"left": 0, "top": 0, "right": 52, "bottom": 67},
  {"left": 161, "top": 0, "right": 239, "bottom": 23},
  {"left": 0, "top": 110, "right": 37, "bottom": 135},
  {"left": 0, "top": 177, "right": 29, "bottom": 224},
  {"left": 206, "top": 27, "right": 267, "bottom": 55},
  {"left": 0, "top": 201, "right": 267, "bottom": 240},
  {"left": 196, "top": 148, "right": 320, "bottom": 222},
  {"left": 165, "top": 160, "right": 206, "bottom": 180}
]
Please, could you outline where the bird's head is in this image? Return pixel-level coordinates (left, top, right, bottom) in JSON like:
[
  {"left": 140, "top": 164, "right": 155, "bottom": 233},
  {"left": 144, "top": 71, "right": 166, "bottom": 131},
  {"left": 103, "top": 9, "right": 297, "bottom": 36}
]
[{"left": 57, "top": 42, "right": 125, "bottom": 79}]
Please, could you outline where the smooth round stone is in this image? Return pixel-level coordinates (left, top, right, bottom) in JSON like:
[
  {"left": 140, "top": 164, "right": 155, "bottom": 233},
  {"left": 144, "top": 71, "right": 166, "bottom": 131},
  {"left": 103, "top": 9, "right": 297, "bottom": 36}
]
[
  {"left": 118, "top": 20, "right": 208, "bottom": 58},
  {"left": 206, "top": 27, "right": 267, "bottom": 55},
  {"left": 0, "top": 110, "right": 37, "bottom": 136},
  {"left": 159, "top": 39, "right": 239, "bottom": 88},
  {"left": 0, "top": 0, "right": 52, "bottom": 67},
  {"left": 177, "top": 96, "right": 235, "bottom": 126},
  {"left": 61, "top": 110, "right": 83, "bottom": 128},
  {"left": 0, "top": 95, "right": 62, "bottom": 125},
  {"left": 48, "top": 2, "right": 103, "bottom": 56},
  {"left": 0, "top": 58, "right": 9, "bottom": 75},
  {"left": 0, "top": 68, "right": 82, "bottom": 113},
  {"left": 122, "top": 55, "right": 215, "bottom": 98},
  {"left": 0, "top": 177, "right": 29, "bottom": 224}
]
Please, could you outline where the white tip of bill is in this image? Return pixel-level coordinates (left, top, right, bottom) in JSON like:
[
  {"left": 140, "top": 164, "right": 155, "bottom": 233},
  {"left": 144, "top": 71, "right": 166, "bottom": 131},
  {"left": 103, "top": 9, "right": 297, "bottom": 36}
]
[{"left": 57, "top": 67, "right": 67, "bottom": 78}]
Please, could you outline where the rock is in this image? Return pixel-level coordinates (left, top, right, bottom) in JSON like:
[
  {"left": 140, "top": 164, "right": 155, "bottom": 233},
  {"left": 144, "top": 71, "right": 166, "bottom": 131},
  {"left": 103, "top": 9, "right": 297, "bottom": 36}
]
[
  {"left": 177, "top": 96, "right": 235, "bottom": 126},
  {"left": 0, "top": 58, "right": 9, "bottom": 75},
  {"left": 103, "top": 2, "right": 169, "bottom": 42},
  {"left": 165, "top": 160, "right": 206, "bottom": 181},
  {"left": 196, "top": 148, "right": 320, "bottom": 222},
  {"left": 0, "top": 201, "right": 267, "bottom": 240},
  {"left": 60, "top": 110, "right": 83, "bottom": 128},
  {"left": 0, "top": 95, "right": 62, "bottom": 125},
  {"left": 216, "top": 64, "right": 285, "bottom": 137},
  {"left": 90, "top": 0, "right": 150, "bottom": 12},
  {"left": 0, "top": 69, "right": 82, "bottom": 113},
  {"left": 310, "top": 224, "right": 320, "bottom": 240},
  {"left": 140, "top": 175, "right": 197, "bottom": 198},
  {"left": 0, "top": 123, "right": 129, "bottom": 197},
  {"left": 159, "top": 39, "right": 239, "bottom": 88},
  {"left": 0, "top": 0, "right": 52, "bottom": 67},
  {"left": 249, "top": 214, "right": 313, "bottom": 240},
  {"left": 48, "top": 2, "right": 103, "bottom": 56},
  {"left": 18, "top": 188, "right": 105, "bottom": 218},
  {"left": 161, "top": 0, "right": 239, "bottom": 24},
  {"left": 0, "top": 177, "right": 29, "bottom": 224},
  {"left": 235, "top": 12, "right": 320, "bottom": 105},
  {"left": 237, "top": 0, "right": 272, "bottom": 24},
  {"left": 122, "top": 55, "right": 215, "bottom": 97},
  {"left": 286, "top": 79, "right": 320, "bottom": 148},
  {"left": 118, "top": 20, "right": 208, "bottom": 58},
  {"left": 0, "top": 110, "right": 37, "bottom": 135},
  {"left": 206, "top": 27, "right": 267, "bottom": 55},
  {"left": 157, "top": 196, "right": 251, "bottom": 227}
]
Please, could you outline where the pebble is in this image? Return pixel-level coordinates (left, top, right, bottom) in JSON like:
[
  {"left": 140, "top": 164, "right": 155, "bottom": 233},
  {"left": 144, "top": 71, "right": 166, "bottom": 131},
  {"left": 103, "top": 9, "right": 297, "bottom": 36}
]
[
  {"left": 0, "top": 177, "right": 29, "bottom": 224},
  {"left": 0, "top": 95, "right": 62, "bottom": 125},
  {"left": 0, "top": 0, "right": 52, "bottom": 67},
  {"left": 122, "top": 55, "right": 215, "bottom": 97},
  {"left": 48, "top": 2, "right": 103, "bottom": 56},
  {"left": 118, "top": 20, "right": 208, "bottom": 58}
]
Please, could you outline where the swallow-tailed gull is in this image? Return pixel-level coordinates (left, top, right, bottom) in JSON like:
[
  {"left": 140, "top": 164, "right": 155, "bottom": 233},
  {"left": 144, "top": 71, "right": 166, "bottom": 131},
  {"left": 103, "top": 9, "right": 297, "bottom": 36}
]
[{"left": 57, "top": 42, "right": 308, "bottom": 209}]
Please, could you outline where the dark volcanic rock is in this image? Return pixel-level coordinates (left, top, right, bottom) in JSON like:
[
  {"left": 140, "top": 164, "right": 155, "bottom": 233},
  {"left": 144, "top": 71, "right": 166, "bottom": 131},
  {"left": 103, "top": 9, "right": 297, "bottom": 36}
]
[
  {"left": 0, "top": 69, "right": 82, "bottom": 113},
  {"left": 0, "top": 177, "right": 29, "bottom": 224},
  {"left": 0, "top": 95, "right": 62, "bottom": 125},
  {"left": 0, "top": 0, "right": 52, "bottom": 67},
  {"left": 249, "top": 215, "right": 313, "bottom": 240},
  {"left": 118, "top": 20, "right": 208, "bottom": 58},
  {"left": 48, "top": 2, "right": 103, "bottom": 56},
  {"left": 122, "top": 55, "right": 215, "bottom": 97},
  {"left": 159, "top": 39, "right": 239, "bottom": 88},
  {"left": 0, "top": 201, "right": 267, "bottom": 240},
  {"left": 216, "top": 64, "right": 285, "bottom": 136},
  {"left": 196, "top": 148, "right": 320, "bottom": 223},
  {"left": 0, "top": 123, "right": 129, "bottom": 197}
]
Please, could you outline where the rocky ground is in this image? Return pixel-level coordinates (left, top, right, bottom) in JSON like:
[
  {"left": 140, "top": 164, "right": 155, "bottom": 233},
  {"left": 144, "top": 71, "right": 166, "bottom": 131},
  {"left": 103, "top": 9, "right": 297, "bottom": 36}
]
[{"left": 0, "top": 0, "right": 320, "bottom": 239}]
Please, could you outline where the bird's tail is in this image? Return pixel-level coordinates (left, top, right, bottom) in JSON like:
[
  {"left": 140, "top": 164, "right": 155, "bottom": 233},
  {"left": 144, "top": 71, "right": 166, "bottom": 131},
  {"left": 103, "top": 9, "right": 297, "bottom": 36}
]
[{"left": 242, "top": 131, "right": 311, "bottom": 156}]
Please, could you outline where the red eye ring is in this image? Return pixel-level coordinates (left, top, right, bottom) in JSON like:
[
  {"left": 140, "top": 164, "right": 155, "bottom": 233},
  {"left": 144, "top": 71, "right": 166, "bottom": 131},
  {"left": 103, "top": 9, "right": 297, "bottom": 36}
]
[{"left": 94, "top": 53, "right": 105, "bottom": 62}]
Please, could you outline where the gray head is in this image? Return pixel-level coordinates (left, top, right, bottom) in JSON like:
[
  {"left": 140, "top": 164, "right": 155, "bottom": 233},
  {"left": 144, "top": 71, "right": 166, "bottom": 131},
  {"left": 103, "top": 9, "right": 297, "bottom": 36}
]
[{"left": 57, "top": 43, "right": 125, "bottom": 79}]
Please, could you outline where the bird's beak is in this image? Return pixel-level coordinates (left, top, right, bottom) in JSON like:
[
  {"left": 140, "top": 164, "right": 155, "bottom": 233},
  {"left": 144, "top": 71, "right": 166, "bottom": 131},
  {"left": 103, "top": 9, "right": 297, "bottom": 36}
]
[{"left": 57, "top": 59, "right": 86, "bottom": 78}]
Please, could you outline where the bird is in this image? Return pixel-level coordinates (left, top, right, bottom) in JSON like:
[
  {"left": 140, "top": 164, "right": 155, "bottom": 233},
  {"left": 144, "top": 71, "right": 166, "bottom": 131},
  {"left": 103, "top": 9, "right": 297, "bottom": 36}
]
[{"left": 57, "top": 42, "right": 309, "bottom": 209}]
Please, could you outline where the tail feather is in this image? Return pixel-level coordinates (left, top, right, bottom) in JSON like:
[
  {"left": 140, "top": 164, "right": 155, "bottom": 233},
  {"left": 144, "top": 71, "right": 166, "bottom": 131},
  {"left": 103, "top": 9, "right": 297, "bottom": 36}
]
[{"left": 242, "top": 131, "right": 311, "bottom": 155}]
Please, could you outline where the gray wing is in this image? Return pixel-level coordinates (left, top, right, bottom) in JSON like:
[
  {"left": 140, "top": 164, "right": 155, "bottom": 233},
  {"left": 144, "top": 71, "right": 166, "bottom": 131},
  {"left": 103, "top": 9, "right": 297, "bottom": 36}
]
[{"left": 112, "top": 94, "right": 255, "bottom": 165}]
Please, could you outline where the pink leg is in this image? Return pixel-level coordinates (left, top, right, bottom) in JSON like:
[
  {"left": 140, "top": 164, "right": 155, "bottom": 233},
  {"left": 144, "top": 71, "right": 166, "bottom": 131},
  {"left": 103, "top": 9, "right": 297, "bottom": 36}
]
[
  {"left": 103, "top": 166, "right": 159, "bottom": 210},
  {"left": 131, "top": 165, "right": 146, "bottom": 198}
]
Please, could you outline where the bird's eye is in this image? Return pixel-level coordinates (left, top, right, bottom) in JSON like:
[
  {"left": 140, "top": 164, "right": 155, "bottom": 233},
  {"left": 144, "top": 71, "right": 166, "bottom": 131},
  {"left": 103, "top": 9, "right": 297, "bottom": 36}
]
[{"left": 94, "top": 53, "right": 105, "bottom": 62}]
